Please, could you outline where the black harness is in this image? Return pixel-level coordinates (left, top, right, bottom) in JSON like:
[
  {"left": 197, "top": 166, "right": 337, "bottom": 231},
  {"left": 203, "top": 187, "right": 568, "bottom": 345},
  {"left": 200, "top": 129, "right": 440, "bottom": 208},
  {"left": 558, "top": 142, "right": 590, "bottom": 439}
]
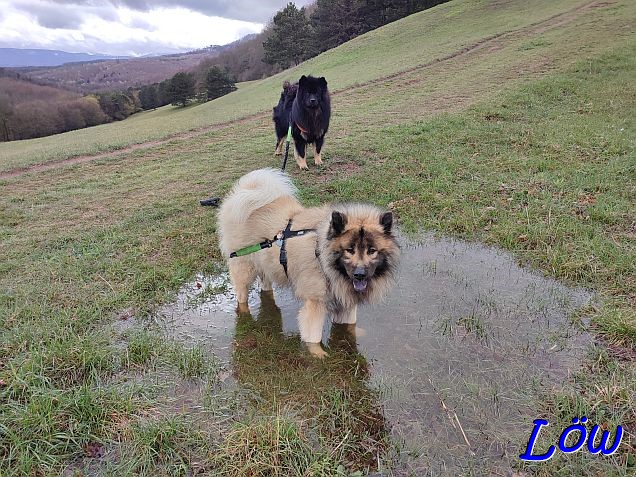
[
  {"left": 278, "top": 220, "right": 316, "bottom": 276},
  {"left": 229, "top": 219, "right": 316, "bottom": 276}
]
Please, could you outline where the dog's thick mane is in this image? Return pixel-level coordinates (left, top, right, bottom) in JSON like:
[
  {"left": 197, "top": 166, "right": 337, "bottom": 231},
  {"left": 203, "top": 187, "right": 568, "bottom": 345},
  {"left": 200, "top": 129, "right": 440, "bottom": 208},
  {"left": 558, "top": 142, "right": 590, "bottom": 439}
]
[{"left": 316, "top": 203, "right": 399, "bottom": 309}]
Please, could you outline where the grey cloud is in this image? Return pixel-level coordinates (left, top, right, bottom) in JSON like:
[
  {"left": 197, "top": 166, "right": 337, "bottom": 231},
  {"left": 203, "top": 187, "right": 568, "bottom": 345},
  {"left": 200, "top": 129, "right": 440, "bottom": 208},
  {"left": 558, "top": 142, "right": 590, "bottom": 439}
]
[
  {"left": 14, "top": 1, "right": 120, "bottom": 29},
  {"left": 127, "top": 17, "right": 155, "bottom": 31},
  {"left": 32, "top": 5, "right": 85, "bottom": 29},
  {"left": 47, "top": 0, "right": 313, "bottom": 22}
]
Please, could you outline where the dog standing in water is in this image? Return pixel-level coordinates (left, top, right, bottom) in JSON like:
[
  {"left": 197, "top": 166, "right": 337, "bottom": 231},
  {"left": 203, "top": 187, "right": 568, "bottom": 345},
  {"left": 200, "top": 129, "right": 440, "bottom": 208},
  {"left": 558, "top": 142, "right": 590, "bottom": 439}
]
[{"left": 217, "top": 169, "right": 399, "bottom": 356}]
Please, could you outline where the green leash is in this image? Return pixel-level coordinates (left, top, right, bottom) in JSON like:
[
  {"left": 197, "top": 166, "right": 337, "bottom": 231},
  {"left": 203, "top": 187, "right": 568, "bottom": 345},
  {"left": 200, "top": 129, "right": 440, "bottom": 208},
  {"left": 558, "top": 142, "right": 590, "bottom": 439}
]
[
  {"left": 230, "top": 239, "right": 274, "bottom": 258},
  {"left": 281, "top": 124, "right": 292, "bottom": 171}
]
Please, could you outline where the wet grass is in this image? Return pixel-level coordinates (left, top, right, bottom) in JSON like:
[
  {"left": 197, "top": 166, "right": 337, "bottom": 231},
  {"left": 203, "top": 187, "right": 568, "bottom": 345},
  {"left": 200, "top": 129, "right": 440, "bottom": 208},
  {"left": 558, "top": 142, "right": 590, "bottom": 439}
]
[{"left": 0, "top": 0, "right": 634, "bottom": 474}]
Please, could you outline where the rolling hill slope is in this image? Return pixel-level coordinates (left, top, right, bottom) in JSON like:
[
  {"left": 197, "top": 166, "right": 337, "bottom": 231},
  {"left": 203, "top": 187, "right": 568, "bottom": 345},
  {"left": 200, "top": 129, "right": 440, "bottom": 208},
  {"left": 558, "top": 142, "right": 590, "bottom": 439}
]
[{"left": 2, "top": 0, "right": 631, "bottom": 173}]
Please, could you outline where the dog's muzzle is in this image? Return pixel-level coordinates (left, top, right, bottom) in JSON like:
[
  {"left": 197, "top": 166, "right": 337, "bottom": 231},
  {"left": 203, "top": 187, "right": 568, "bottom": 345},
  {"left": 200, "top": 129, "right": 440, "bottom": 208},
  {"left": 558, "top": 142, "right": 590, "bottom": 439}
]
[{"left": 352, "top": 268, "right": 368, "bottom": 292}]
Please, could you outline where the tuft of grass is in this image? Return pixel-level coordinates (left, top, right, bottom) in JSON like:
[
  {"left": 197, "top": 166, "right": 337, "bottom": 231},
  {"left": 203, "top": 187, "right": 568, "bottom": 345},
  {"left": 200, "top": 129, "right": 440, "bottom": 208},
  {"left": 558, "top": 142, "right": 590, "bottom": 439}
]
[
  {"left": 112, "top": 417, "right": 202, "bottom": 477},
  {"left": 170, "top": 344, "right": 217, "bottom": 380},
  {"left": 124, "top": 328, "right": 219, "bottom": 379},
  {"left": 125, "top": 329, "right": 158, "bottom": 367},
  {"left": 0, "top": 386, "right": 139, "bottom": 477},
  {"left": 209, "top": 413, "right": 342, "bottom": 477}
]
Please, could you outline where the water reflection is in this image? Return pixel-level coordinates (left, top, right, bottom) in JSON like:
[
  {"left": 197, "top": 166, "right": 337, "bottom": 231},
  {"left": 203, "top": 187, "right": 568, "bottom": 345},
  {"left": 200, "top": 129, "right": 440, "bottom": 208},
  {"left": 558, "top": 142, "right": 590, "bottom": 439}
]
[
  {"left": 158, "top": 234, "right": 592, "bottom": 474},
  {"left": 231, "top": 290, "right": 389, "bottom": 470}
]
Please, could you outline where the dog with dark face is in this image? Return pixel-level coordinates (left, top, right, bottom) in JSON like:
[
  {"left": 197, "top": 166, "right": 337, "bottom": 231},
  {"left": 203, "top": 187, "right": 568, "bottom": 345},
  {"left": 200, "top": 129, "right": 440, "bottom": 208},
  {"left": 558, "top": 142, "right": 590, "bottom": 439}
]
[
  {"left": 271, "top": 76, "right": 331, "bottom": 169},
  {"left": 291, "top": 75, "right": 331, "bottom": 169},
  {"left": 218, "top": 169, "right": 399, "bottom": 357}
]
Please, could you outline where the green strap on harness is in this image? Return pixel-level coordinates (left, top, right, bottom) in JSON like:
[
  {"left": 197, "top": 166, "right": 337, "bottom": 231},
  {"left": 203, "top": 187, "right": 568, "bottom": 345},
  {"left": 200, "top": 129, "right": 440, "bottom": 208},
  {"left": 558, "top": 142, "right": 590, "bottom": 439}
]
[
  {"left": 286, "top": 124, "right": 292, "bottom": 143},
  {"left": 229, "top": 220, "right": 317, "bottom": 268},
  {"left": 230, "top": 240, "right": 273, "bottom": 258}
]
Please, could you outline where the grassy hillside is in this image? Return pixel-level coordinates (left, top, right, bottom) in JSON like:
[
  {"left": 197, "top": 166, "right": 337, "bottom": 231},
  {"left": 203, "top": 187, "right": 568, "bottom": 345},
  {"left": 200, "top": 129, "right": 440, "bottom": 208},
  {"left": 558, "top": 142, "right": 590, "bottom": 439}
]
[
  {"left": 0, "top": 0, "right": 634, "bottom": 475},
  {"left": 0, "top": 0, "right": 605, "bottom": 172}
]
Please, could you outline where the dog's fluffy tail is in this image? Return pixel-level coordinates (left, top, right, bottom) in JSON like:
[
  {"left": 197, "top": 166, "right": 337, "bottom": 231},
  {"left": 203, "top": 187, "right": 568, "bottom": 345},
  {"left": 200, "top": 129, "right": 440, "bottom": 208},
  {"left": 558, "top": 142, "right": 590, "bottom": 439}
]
[
  {"left": 218, "top": 169, "right": 297, "bottom": 255},
  {"left": 222, "top": 168, "right": 296, "bottom": 222}
]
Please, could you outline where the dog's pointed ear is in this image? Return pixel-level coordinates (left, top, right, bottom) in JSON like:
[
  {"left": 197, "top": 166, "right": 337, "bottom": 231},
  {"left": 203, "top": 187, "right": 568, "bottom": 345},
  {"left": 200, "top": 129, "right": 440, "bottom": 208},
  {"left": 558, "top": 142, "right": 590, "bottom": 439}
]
[
  {"left": 299, "top": 75, "right": 307, "bottom": 86},
  {"left": 320, "top": 77, "right": 328, "bottom": 87},
  {"left": 380, "top": 212, "right": 393, "bottom": 235},
  {"left": 329, "top": 211, "right": 347, "bottom": 237}
]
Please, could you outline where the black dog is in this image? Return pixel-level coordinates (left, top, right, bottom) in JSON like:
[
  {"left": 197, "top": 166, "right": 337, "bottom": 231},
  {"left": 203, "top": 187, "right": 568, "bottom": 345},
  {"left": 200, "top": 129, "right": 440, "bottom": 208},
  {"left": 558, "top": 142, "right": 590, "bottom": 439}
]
[{"left": 272, "top": 75, "right": 331, "bottom": 169}]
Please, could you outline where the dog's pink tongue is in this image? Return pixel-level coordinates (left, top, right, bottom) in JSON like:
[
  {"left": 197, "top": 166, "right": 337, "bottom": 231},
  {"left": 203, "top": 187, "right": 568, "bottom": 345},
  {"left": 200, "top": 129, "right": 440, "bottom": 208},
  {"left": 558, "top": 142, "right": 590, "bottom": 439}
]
[{"left": 353, "top": 279, "right": 368, "bottom": 292}]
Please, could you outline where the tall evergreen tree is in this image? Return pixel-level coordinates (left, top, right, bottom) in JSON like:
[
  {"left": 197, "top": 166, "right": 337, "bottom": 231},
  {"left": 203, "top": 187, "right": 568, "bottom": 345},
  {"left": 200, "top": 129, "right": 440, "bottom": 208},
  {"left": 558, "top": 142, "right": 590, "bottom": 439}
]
[
  {"left": 312, "top": 0, "right": 361, "bottom": 54},
  {"left": 139, "top": 84, "right": 158, "bottom": 110},
  {"left": 157, "top": 79, "right": 172, "bottom": 106},
  {"left": 356, "top": 0, "right": 390, "bottom": 31},
  {"left": 0, "top": 92, "right": 12, "bottom": 141},
  {"left": 263, "top": 3, "right": 313, "bottom": 68},
  {"left": 205, "top": 66, "right": 237, "bottom": 101},
  {"left": 168, "top": 72, "right": 196, "bottom": 107}
]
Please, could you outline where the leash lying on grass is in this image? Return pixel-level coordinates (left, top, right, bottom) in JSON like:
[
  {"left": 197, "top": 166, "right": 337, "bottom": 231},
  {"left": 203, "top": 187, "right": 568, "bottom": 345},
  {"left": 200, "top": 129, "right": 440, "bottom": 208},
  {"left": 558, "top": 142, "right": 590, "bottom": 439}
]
[{"left": 200, "top": 197, "right": 221, "bottom": 207}]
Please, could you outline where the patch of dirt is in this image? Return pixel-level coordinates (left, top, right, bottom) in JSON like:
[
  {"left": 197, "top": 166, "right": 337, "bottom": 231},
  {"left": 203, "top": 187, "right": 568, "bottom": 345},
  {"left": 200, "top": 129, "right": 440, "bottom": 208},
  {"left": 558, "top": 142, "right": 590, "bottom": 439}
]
[
  {"left": 0, "top": 0, "right": 607, "bottom": 180},
  {"left": 606, "top": 342, "right": 636, "bottom": 361},
  {"left": 315, "top": 159, "right": 363, "bottom": 181}
]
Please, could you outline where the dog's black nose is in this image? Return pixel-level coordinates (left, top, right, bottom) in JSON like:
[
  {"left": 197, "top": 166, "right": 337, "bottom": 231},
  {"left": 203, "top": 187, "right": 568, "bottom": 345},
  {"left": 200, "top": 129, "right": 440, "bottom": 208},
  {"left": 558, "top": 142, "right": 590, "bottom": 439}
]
[
  {"left": 309, "top": 98, "right": 318, "bottom": 106},
  {"left": 353, "top": 268, "right": 367, "bottom": 280}
]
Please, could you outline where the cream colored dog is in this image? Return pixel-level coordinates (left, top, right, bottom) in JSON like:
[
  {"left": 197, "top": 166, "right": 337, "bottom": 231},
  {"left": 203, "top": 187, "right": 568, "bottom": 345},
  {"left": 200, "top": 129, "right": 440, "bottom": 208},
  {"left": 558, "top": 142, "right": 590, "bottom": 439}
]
[{"left": 217, "top": 169, "right": 399, "bottom": 356}]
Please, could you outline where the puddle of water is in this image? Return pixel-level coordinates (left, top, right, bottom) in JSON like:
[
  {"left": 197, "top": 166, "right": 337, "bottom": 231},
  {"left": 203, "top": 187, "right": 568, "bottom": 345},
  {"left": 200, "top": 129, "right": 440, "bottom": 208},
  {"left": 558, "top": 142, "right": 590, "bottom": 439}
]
[{"left": 157, "top": 234, "right": 592, "bottom": 474}]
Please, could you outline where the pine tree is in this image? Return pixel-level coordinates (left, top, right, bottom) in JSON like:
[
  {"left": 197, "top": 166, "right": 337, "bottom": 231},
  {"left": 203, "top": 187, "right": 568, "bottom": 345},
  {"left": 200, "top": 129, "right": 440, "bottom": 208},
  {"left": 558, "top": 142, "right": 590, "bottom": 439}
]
[
  {"left": 139, "top": 84, "right": 158, "bottom": 110},
  {"left": 157, "top": 79, "right": 172, "bottom": 106},
  {"left": 168, "top": 72, "right": 196, "bottom": 107},
  {"left": 263, "top": 3, "right": 313, "bottom": 68},
  {"left": 312, "top": 0, "right": 361, "bottom": 54},
  {"left": 205, "top": 67, "right": 237, "bottom": 101},
  {"left": 0, "top": 92, "right": 12, "bottom": 141}
]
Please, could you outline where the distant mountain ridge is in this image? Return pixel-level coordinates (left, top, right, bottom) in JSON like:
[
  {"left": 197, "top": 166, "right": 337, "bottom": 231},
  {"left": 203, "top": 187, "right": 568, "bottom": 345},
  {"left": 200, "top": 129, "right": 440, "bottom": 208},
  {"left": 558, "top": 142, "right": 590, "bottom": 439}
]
[
  {"left": 0, "top": 48, "right": 130, "bottom": 67},
  {"left": 2, "top": 35, "right": 258, "bottom": 93}
]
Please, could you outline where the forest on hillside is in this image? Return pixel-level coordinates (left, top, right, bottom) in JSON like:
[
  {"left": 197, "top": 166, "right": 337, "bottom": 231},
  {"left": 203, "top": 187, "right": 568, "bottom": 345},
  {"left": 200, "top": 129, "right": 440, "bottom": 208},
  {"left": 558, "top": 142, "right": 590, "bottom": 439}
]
[{"left": 214, "top": 0, "right": 449, "bottom": 82}]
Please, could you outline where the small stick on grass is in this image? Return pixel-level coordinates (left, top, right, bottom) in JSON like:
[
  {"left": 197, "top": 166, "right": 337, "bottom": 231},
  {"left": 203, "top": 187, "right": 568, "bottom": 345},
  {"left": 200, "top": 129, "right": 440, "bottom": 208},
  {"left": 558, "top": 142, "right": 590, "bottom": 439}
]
[
  {"left": 330, "top": 429, "right": 352, "bottom": 457},
  {"left": 428, "top": 378, "right": 475, "bottom": 455}
]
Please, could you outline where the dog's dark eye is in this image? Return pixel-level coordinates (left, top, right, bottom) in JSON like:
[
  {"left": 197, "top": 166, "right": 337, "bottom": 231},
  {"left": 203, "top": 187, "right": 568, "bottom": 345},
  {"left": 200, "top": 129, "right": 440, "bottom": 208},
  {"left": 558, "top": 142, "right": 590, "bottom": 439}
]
[
  {"left": 368, "top": 248, "right": 377, "bottom": 255},
  {"left": 345, "top": 247, "right": 355, "bottom": 254}
]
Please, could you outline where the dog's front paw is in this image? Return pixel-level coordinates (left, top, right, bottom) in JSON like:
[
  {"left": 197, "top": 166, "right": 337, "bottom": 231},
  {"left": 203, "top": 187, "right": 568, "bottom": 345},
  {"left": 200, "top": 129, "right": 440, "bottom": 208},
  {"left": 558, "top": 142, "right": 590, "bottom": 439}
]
[
  {"left": 314, "top": 153, "right": 323, "bottom": 166},
  {"left": 305, "top": 342, "right": 328, "bottom": 359},
  {"left": 237, "top": 302, "right": 251, "bottom": 316}
]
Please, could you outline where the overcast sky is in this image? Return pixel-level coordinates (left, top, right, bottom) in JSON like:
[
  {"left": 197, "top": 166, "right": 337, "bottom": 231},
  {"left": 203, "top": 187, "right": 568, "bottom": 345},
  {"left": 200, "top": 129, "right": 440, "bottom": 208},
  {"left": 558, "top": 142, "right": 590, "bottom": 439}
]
[{"left": 0, "top": 0, "right": 313, "bottom": 56}]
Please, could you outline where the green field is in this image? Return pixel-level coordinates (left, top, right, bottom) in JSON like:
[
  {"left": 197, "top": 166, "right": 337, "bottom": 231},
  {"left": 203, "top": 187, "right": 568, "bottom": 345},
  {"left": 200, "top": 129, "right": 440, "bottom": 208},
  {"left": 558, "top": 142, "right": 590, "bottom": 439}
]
[{"left": 1, "top": 0, "right": 635, "bottom": 475}]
